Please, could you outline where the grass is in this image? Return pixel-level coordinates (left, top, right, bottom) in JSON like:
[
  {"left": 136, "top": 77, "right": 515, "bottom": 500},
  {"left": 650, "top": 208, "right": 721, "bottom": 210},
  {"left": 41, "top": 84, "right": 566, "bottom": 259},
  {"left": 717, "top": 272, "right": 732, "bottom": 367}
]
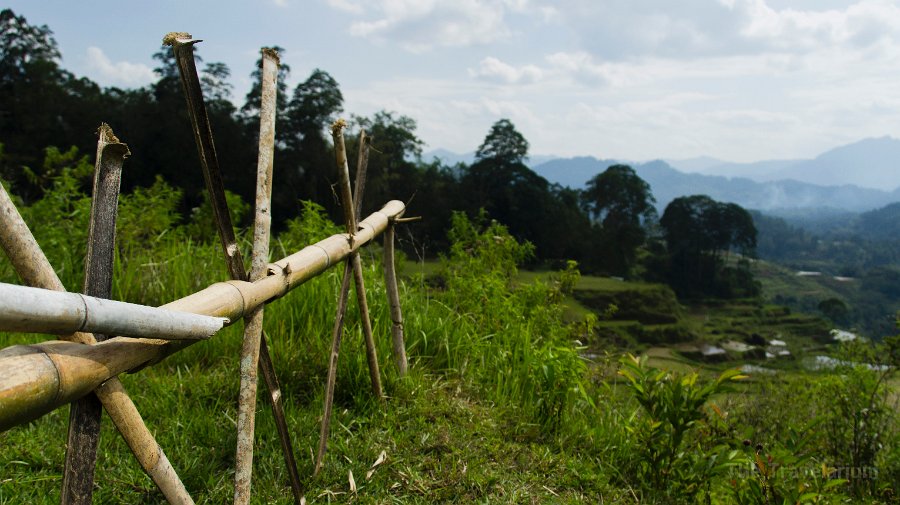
[{"left": 1, "top": 193, "right": 897, "bottom": 503}]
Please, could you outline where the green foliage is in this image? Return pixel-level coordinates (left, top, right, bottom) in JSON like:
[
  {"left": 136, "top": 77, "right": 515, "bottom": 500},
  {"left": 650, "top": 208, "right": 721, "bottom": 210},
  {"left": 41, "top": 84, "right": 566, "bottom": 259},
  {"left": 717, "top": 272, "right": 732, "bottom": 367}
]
[
  {"left": 814, "top": 338, "right": 898, "bottom": 499},
  {"left": 618, "top": 354, "right": 744, "bottom": 501},
  {"left": 660, "top": 195, "right": 759, "bottom": 298},
  {"left": 583, "top": 164, "right": 657, "bottom": 275},
  {"left": 17, "top": 147, "right": 94, "bottom": 289},
  {"left": 424, "top": 212, "right": 586, "bottom": 430},
  {"left": 474, "top": 118, "right": 529, "bottom": 165},
  {"left": 183, "top": 189, "right": 250, "bottom": 242}
]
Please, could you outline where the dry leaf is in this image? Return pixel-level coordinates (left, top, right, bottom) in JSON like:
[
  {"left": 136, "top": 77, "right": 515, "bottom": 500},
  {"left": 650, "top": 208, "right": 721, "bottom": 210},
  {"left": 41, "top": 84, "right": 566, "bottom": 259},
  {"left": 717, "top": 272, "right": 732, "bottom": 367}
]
[
  {"left": 349, "top": 470, "right": 357, "bottom": 493},
  {"left": 366, "top": 450, "right": 388, "bottom": 480}
]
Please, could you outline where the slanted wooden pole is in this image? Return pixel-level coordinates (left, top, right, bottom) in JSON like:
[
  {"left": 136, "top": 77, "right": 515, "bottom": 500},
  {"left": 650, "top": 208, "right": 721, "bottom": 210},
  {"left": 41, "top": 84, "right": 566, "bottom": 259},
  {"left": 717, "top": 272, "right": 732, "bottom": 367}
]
[
  {"left": 62, "top": 123, "right": 128, "bottom": 505},
  {"left": 0, "top": 182, "right": 195, "bottom": 505},
  {"left": 383, "top": 223, "right": 408, "bottom": 376},
  {"left": 334, "top": 124, "right": 382, "bottom": 398},
  {"left": 166, "top": 34, "right": 302, "bottom": 503},
  {"left": 314, "top": 126, "right": 382, "bottom": 476}
]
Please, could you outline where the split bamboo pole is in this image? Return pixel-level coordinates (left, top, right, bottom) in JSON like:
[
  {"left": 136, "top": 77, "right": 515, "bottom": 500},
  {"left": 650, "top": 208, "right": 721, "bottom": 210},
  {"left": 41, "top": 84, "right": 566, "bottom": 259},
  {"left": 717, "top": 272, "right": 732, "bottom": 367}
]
[
  {"left": 0, "top": 200, "right": 406, "bottom": 432},
  {"left": 63, "top": 122, "right": 128, "bottom": 505},
  {"left": 383, "top": 223, "right": 408, "bottom": 376},
  {"left": 234, "top": 47, "right": 279, "bottom": 505},
  {"left": 0, "top": 282, "right": 226, "bottom": 339},
  {"left": 333, "top": 122, "right": 382, "bottom": 398},
  {"left": 0, "top": 183, "right": 195, "bottom": 504},
  {"left": 314, "top": 129, "right": 374, "bottom": 476},
  {"left": 165, "top": 33, "right": 302, "bottom": 500}
]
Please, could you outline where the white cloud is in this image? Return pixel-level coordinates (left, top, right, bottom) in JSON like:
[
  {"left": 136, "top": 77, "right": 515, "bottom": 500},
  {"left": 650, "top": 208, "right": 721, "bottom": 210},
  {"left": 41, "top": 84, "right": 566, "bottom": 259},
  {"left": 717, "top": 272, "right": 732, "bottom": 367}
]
[
  {"left": 469, "top": 57, "right": 542, "bottom": 84},
  {"left": 84, "top": 47, "right": 155, "bottom": 88},
  {"left": 345, "top": 0, "right": 511, "bottom": 52},
  {"left": 326, "top": 0, "right": 364, "bottom": 15},
  {"left": 272, "top": 0, "right": 289, "bottom": 7}
]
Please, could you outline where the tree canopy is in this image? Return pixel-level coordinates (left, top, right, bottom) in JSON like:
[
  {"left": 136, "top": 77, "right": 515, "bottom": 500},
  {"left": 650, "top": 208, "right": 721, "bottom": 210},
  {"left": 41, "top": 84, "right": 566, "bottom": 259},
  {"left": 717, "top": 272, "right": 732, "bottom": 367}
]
[
  {"left": 474, "top": 119, "right": 529, "bottom": 165},
  {"left": 582, "top": 164, "right": 657, "bottom": 275}
]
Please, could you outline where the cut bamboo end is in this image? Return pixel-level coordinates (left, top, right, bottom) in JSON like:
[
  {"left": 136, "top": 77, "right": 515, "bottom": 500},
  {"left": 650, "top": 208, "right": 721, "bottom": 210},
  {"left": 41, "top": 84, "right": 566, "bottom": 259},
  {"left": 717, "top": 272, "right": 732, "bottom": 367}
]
[
  {"left": 162, "top": 32, "right": 193, "bottom": 45},
  {"left": 0, "top": 283, "right": 227, "bottom": 340}
]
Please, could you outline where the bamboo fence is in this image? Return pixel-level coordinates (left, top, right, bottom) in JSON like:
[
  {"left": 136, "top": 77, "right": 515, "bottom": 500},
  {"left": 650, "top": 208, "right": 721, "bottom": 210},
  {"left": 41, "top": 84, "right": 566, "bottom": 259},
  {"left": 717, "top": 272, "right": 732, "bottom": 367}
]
[{"left": 0, "top": 35, "right": 411, "bottom": 505}]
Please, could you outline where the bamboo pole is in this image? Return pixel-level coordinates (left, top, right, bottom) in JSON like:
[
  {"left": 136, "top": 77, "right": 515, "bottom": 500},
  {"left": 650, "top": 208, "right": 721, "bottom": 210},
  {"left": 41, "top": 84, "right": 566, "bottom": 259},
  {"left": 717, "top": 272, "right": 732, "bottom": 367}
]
[
  {"left": 166, "top": 33, "right": 302, "bottom": 502},
  {"left": 63, "top": 123, "right": 128, "bottom": 505},
  {"left": 234, "top": 47, "right": 279, "bottom": 505},
  {"left": 0, "top": 183, "right": 195, "bottom": 504},
  {"left": 313, "top": 129, "right": 373, "bottom": 476},
  {"left": 0, "top": 200, "right": 406, "bottom": 432},
  {"left": 383, "top": 223, "right": 408, "bottom": 376},
  {"left": 333, "top": 123, "right": 382, "bottom": 398},
  {"left": 0, "top": 283, "right": 226, "bottom": 339}
]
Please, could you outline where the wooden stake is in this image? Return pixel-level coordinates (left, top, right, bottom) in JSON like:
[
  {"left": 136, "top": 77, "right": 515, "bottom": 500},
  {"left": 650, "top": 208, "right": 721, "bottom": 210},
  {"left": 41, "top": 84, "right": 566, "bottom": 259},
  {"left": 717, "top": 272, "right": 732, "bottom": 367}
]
[
  {"left": 383, "top": 223, "right": 408, "bottom": 376},
  {"left": 0, "top": 183, "right": 195, "bottom": 505},
  {"left": 333, "top": 124, "right": 382, "bottom": 397},
  {"left": 314, "top": 126, "right": 383, "bottom": 476},
  {"left": 62, "top": 123, "right": 127, "bottom": 505},
  {"left": 166, "top": 34, "right": 302, "bottom": 503},
  {"left": 234, "top": 47, "right": 279, "bottom": 505}
]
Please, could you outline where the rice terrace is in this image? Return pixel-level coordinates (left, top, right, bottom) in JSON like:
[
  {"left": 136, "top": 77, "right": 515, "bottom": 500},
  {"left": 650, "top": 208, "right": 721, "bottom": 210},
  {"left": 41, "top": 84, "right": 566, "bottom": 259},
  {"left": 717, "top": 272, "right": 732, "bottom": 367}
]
[{"left": 1, "top": 7, "right": 899, "bottom": 505}]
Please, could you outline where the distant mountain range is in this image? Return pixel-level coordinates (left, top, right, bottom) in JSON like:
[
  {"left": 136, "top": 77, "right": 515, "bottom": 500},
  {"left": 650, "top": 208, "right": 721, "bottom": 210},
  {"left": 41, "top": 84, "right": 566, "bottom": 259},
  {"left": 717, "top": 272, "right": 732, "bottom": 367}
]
[
  {"left": 531, "top": 157, "right": 900, "bottom": 213},
  {"left": 666, "top": 136, "right": 900, "bottom": 190},
  {"left": 426, "top": 137, "right": 900, "bottom": 214}
]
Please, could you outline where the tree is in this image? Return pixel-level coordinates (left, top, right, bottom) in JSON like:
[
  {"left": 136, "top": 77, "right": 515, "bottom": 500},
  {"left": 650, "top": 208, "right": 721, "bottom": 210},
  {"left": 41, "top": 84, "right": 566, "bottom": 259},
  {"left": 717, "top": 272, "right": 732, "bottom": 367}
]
[
  {"left": 474, "top": 118, "right": 528, "bottom": 165},
  {"left": 659, "top": 195, "right": 758, "bottom": 297},
  {"left": 582, "top": 164, "right": 656, "bottom": 274},
  {"left": 276, "top": 69, "right": 344, "bottom": 218}
]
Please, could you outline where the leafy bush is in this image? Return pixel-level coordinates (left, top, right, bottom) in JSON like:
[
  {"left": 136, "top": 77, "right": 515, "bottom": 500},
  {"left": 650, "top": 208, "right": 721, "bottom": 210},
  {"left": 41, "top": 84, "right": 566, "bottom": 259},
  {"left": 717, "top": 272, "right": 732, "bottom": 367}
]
[{"left": 617, "top": 354, "right": 744, "bottom": 502}]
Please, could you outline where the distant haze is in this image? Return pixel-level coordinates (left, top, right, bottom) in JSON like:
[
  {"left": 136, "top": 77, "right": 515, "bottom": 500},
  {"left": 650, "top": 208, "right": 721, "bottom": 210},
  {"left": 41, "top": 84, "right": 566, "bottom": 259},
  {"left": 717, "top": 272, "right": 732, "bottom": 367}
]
[{"left": 430, "top": 136, "right": 900, "bottom": 212}]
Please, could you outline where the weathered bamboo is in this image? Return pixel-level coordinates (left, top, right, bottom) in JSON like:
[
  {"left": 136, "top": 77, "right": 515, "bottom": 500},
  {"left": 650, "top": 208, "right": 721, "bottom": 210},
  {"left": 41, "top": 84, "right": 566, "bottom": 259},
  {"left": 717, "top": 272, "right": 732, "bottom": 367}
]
[
  {"left": 333, "top": 122, "right": 382, "bottom": 397},
  {"left": 166, "top": 33, "right": 301, "bottom": 500},
  {"left": 314, "top": 127, "right": 382, "bottom": 476},
  {"left": 314, "top": 129, "right": 373, "bottom": 476},
  {"left": 0, "top": 283, "right": 227, "bottom": 339},
  {"left": 165, "top": 32, "right": 245, "bottom": 282},
  {"left": 0, "top": 183, "right": 195, "bottom": 504},
  {"left": 62, "top": 123, "right": 128, "bottom": 505},
  {"left": 383, "top": 223, "right": 408, "bottom": 376},
  {"left": 234, "top": 47, "right": 279, "bottom": 505},
  {"left": 0, "top": 200, "right": 405, "bottom": 432}
]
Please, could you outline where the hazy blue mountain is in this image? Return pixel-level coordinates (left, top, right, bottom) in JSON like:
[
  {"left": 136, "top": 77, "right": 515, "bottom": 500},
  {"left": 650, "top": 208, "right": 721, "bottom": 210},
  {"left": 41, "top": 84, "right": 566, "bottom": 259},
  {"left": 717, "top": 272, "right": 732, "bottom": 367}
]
[
  {"left": 532, "top": 156, "right": 897, "bottom": 212},
  {"left": 664, "top": 156, "right": 726, "bottom": 173},
  {"left": 666, "top": 137, "right": 900, "bottom": 190},
  {"left": 424, "top": 149, "right": 557, "bottom": 169},
  {"left": 697, "top": 159, "right": 803, "bottom": 180},
  {"left": 778, "top": 137, "right": 900, "bottom": 190}
]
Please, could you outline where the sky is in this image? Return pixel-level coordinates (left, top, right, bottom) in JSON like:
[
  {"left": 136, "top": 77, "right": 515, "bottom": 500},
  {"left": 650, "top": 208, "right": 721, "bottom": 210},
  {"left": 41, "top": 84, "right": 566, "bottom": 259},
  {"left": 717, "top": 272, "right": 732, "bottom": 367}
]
[{"left": 7, "top": 0, "right": 900, "bottom": 163}]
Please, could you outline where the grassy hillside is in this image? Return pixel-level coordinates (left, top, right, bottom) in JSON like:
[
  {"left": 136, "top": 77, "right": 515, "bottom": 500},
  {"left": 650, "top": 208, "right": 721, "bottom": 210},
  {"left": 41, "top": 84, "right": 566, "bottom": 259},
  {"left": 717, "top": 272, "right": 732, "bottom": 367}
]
[{"left": 1, "top": 186, "right": 897, "bottom": 503}]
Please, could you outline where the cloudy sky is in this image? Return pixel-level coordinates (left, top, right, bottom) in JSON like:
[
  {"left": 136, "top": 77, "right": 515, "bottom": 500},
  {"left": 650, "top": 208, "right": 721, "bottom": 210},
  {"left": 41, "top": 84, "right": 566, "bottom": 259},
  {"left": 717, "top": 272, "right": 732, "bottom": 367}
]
[{"left": 7, "top": 0, "right": 900, "bottom": 163}]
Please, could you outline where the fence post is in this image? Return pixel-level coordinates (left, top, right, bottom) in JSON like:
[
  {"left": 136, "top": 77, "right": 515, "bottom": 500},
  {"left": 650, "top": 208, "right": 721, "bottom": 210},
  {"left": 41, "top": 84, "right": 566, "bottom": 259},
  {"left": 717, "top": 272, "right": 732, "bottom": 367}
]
[
  {"left": 383, "top": 222, "right": 408, "bottom": 376},
  {"left": 234, "top": 47, "right": 288, "bottom": 505},
  {"left": 61, "top": 123, "right": 127, "bottom": 504},
  {"left": 314, "top": 128, "right": 378, "bottom": 476}
]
